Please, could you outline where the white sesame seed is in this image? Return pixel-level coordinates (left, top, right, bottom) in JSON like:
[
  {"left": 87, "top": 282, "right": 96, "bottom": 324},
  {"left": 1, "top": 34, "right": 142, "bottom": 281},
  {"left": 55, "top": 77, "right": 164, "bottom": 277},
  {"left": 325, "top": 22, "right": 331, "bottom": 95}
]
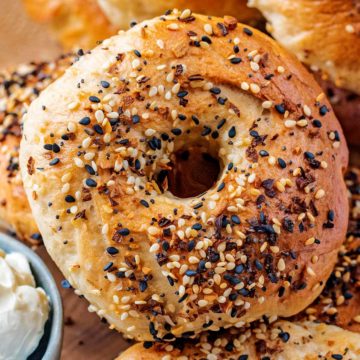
[
  {"left": 250, "top": 61, "right": 260, "bottom": 72},
  {"left": 156, "top": 39, "right": 164, "bottom": 49},
  {"left": 345, "top": 24, "right": 355, "bottom": 33},
  {"left": 315, "top": 188, "right": 325, "bottom": 199},
  {"left": 180, "top": 9, "right": 191, "bottom": 19},
  {"left": 167, "top": 23, "right": 179, "bottom": 30},
  {"left": 198, "top": 299, "right": 208, "bottom": 307},
  {"left": 204, "top": 23, "right": 213, "bottom": 35},
  {"left": 149, "top": 243, "right": 160, "bottom": 253},
  {"left": 284, "top": 119, "right": 296, "bottom": 128},
  {"left": 74, "top": 157, "right": 84, "bottom": 168},
  {"left": 303, "top": 105, "right": 312, "bottom": 117},
  {"left": 149, "top": 86, "right": 158, "bottom": 97},
  {"left": 262, "top": 100, "right": 273, "bottom": 109},
  {"left": 250, "top": 83, "right": 260, "bottom": 94},
  {"left": 277, "top": 258, "right": 286, "bottom": 271},
  {"left": 132, "top": 59, "right": 141, "bottom": 69},
  {"left": 145, "top": 128, "right": 156, "bottom": 136},
  {"left": 95, "top": 109, "right": 104, "bottom": 122},
  {"left": 241, "top": 82, "right": 249, "bottom": 91}
]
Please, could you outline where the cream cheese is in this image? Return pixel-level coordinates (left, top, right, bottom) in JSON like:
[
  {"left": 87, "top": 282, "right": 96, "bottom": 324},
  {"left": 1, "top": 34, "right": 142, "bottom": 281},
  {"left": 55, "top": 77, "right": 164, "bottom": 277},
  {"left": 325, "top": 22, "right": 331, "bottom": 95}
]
[{"left": 0, "top": 249, "right": 49, "bottom": 360}]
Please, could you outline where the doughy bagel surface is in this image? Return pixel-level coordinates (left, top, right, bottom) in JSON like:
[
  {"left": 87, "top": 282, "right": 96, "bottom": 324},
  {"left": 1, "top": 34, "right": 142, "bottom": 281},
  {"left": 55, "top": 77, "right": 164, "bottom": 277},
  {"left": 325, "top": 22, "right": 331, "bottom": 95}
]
[
  {"left": 118, "top": 167, "right": 360, "bottom": 359},
  {"left": 0, "top": 55, "right": 74, "bottom": 243},
  {"left": 20, "top": 11, "right": 348, "bottom": 341},
  {"left": 248, "top": 0, "right": 360, "bottom": 95}
]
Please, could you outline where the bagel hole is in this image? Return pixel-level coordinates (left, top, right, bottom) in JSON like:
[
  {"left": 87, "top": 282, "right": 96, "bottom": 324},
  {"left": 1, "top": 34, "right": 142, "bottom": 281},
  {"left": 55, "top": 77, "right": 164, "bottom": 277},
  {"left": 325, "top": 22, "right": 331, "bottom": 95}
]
[{"left": 164, "top": 144, "right": 221, "bottom": 198}]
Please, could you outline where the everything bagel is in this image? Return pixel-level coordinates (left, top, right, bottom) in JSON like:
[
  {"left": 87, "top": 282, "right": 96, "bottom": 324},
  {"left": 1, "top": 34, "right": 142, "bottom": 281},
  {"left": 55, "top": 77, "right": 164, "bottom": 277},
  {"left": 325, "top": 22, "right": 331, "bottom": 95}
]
[{"left": 20, "top": 11, "right": 348, "bottom": 341}]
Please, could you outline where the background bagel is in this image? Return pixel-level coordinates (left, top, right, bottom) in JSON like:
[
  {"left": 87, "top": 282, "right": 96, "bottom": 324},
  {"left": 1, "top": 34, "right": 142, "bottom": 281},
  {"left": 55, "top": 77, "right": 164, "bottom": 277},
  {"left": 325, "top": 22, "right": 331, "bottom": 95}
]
[
  {"left": 23, "top": 0, "right": 262, "bottom": 49},
  {"left": 118, "top": 167, "right": 360, "bottom": 358},
  {"left": 0, "top": 54, "right": 74, "bottom": 244},
  {"left": 248, "top": 0, "right": 360, "bottom": 96},
  {"left": 20, "top": 11, "right": 348, "bottom": 341}
]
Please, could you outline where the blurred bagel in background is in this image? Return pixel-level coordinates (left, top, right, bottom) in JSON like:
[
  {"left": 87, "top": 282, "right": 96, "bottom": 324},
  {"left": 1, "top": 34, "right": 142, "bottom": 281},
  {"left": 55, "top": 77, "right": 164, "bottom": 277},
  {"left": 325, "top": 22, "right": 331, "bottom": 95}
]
[
  {"left": 0, "top": 54, "right": 74, "bottom": 244},
  {"left": 22, "top": 0, "right": 262, "bottom": 49},
  {"left": 249, "top": 0, "right": 360, "bottom": 145},
  {"left": 98, "top": 0, "right": 262, "bottom": 30}
]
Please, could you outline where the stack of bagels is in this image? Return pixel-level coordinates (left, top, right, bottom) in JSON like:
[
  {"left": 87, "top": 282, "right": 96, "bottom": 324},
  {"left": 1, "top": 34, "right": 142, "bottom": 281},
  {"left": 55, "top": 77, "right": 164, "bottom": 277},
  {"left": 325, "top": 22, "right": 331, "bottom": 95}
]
[{"left": 0, "top": 1, "right": 359, "bottom": 358}]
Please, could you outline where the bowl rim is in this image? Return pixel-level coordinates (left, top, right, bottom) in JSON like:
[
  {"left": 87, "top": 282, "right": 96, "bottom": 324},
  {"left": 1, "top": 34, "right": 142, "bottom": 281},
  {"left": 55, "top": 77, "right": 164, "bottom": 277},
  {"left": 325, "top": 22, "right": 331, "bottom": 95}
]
[{"left": 0, "top": 232, "right": 63, "bottom": 360}]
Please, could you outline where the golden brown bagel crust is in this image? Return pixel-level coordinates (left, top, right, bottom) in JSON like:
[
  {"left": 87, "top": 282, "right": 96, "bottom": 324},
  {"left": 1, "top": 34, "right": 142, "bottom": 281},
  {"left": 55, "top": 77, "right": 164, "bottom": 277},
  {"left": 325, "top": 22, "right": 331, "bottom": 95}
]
[
  {"left": 118, "top": 168, "right": 360, "bottom": 359},
  {"left": 117, "top": 321, "right": 360, "bottom": 360},
  {"left": 249, "top": 0, "right": 360, "bottom": 95},
  {"left": 0, "top": 55, "right": 74, "bottom": 244},
  {"left": 98, "top": 0, "right": 262, "bottom": 29},
  {"left": 20, "top": 11, "right": 348, "bottom": 341}
]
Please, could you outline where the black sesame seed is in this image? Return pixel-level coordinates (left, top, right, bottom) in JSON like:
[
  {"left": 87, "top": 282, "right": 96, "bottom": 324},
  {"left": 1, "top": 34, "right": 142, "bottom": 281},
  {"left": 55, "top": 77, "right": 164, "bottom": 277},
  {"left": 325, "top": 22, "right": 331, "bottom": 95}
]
[
  {"left": 185, "top": 270, "right": 197, "bottom": 277},
  {"left": 331, "top": 355, "right": 343, "bottom": 360},
  {"left": 85, "top": 178, "right": 97, "bottom": 187},
  {"left": 171, "top": 128, "right": 182, "bottom": 136},
  {"left": 89, "top": 95, "right": 100, "bottom": 103},
  {"left": 93, "top": 124, "right": 104, "bottom": 134},
  {"left": 210, "top": 87, "right": 221, "bottom": 95},
  {"left": 49, "top": 158, "right": 60, "bottom": 166},
  {"left": 231, "top": 215, "right": 241, "bottom": 224},
  {"left": 177, "top": 90, "right": 188, "bottom": 98},
  {"left": 259, "top": 150, "right": 269, "bottom": 157},
  {"left": 191, "top": 115, "right": 200, "bottom": 125},
  {"left": 117, "top": 228, "right": 130, "bottom": 236},
  {"left": 193, "top": 202, "right": 203, "bottom": 209},
  {"left": 230, "top": 57, "right": 242, "bottom": 64},
  {"left": 304, "top": 151, "right": 315, "bottom": 160},
  {"left": 228, "top": 162, "right": 234, "bottom": 170},
  {"left": 192, "top": 223, "right": 202, "bottom": 230},
  {"left": 228, "top": 126, "right": 236, "bottom": 138},
  {"left": 85, "top": 164, "right": 96, "bottom": 175},
  {"left": 250, "top": 130, "right": 259, "bottom": 137},
  {"left": 103, "top": 262, "right": 113, "bottom": 271},
  {"left": 52, "top": 143, "right": 61, "bottom": 153},
  {"left": 201, "top": 35, "right": 212, "bottom": 44},
  {"left": 167, "top": 276, "right": 174, "bottom": 286},
  {"left": 278, "top": 331, "right": 290, "bottom": 343},
  {"left": 243, "top": 27, "right": 253, "bottom": 36},
  {"left": 135, "top": 159, "right": 141, "bottom": 170},
  {"left": 278, "top": 158, "right": 286, "bottom": 168},
  {"left": 100, "top": 80, "right": 110, "bottom": 88},
  {"left": 217, "top": 118, "right": 226, "bottom": 129},
  {"left": 319, "top": 105, "right": 329, "bottom": 116},
  {"left": 134, "top": 49, "right": 142, "bottom": 57},
  {"left": 201, "top": 126, "right": 212, "bottom": 136},
  {"left": 143, "top": 342, "right": 153, "bottom": 349},
  {"left": 217, "top": 182, "right": 225, "bottom": 192},
  {"left": 275, "top": 104, "right": 285, "bottom": 114},
  {"left": 178, "top": 114, "right": 187, "bottom": 121},
  {"left": 188, "top": 240, "right": 195, "bottom": 251},
  {"left": 140, "top": 199, "right": 149, "bottom": 208},
  {"left": 312, "top": 119, "right": 322, "bottom": 128},
  {"left": 106, "top": 247, "right": 119, "bottom": 255},
  {"left": 217, "top": 97, "right": 227, "bottom": 105},
  {"left": 328, "top": 210, "right": 335, "bottom": 221},
  {"left": 65, "top": 195, "right": 75, "bottom": 203},
  {"left": 44, "top": 144, "right": 53, "bottom": 151},
  {"left": 132, "top": 115, "right": 140, "bottom": 124},
  {"left": 61, "top": 280, "right": 71, "bottom": 288},
  {"left": 139, "top": 280, "right": 148, "bottom": 292},
  {"left": 79, "top": 116, "right": 91, "bottom": 125}
]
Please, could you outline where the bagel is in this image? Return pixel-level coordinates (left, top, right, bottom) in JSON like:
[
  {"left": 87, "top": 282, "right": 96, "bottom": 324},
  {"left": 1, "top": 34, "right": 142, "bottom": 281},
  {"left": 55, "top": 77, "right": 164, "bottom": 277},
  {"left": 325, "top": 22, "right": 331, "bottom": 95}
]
[
  {"left": 117, "top": 167, "right": 360, "bottom": 359},
  {"left": 0, "top": 55, "right": 74, "bottom": 244},
  {"left": 22, "top": 0, "right": 118, "bottom": 49},
  {"left": 98, "top": 0, "right": 262, "bottom": 30},
  {"left": 313, "top": 72, "right": 360, "bottom": 146},
  {"left": 118, "top": 322, "right": 360, "bottom": 359},
  {"left": 20, "top": 11, "right": 348, "bottom": 341},
  {"left": 248, "top": 0, "right": 360, "bottom": 95},
  {"left": 23, "top": 0, "right": 262, "bottom": 49}
]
